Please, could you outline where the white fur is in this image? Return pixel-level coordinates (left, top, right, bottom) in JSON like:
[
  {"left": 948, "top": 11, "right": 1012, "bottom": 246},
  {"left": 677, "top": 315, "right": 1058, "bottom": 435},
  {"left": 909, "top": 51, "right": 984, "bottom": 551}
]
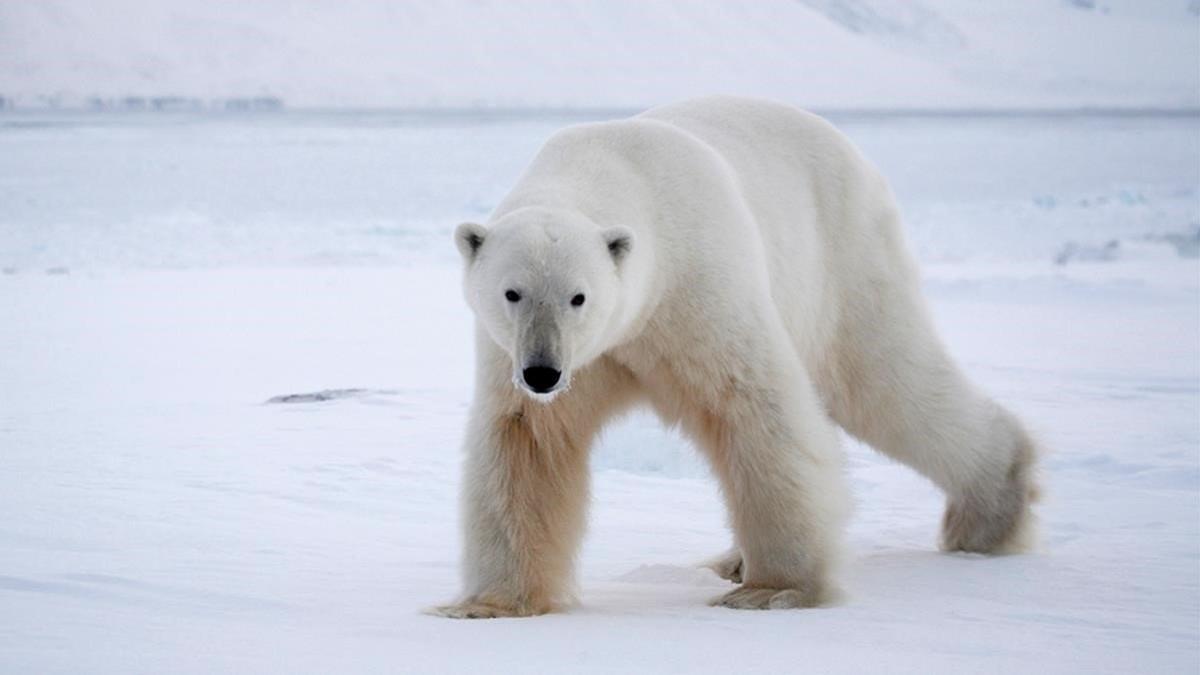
[{"left": 432, "top": 96, "right": 1038, "bottom": 619}]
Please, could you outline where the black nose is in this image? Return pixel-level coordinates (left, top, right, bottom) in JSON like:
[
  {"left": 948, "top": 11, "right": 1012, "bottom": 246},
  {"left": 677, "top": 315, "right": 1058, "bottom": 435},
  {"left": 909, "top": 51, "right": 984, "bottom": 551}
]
[{"left": 522, "top": 366, "right": 561, "bottom": 393}]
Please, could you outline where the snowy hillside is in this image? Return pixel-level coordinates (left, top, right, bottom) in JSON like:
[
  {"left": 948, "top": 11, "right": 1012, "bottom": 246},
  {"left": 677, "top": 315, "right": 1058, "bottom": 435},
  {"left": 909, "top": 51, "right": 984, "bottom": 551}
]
[{"left": 1, "top": 0, "right": 1197, "bottom": 110}]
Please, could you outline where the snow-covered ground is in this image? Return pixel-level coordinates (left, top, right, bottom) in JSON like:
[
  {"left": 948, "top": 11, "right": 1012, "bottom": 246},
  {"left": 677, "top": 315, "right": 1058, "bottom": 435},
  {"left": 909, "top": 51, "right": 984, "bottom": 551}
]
[{"left": 1, "top": 111, "right": 1197, "bottom": 672}]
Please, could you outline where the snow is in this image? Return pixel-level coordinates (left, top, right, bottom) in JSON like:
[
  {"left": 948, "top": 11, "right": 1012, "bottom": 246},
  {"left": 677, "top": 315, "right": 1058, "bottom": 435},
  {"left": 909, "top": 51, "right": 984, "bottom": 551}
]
[
  {"left": 2, "top": 0, "right": 1198, "bottom": 110},
  {"left": 1, "top": 110, "right": 1198, "bottom": 672}
]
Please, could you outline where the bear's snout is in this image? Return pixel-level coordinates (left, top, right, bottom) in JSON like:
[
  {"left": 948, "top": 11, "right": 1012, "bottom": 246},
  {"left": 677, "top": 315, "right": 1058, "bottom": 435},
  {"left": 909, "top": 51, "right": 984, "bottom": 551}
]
[{"left": 522, "top": 366, "right": 562, "bottom": 393}]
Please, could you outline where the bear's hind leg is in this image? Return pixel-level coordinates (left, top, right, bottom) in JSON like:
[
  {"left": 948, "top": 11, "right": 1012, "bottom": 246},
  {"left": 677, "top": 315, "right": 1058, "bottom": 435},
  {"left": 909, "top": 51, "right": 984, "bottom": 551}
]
[
  {"left": 827, "top": 292, "right": 1038, "bottom": 554},
  {"left": 706, "top": 546, "right": 743, "bottom": 583},
  {"left": 938, "top": 406, "right": 1038, "bottom": 553}
]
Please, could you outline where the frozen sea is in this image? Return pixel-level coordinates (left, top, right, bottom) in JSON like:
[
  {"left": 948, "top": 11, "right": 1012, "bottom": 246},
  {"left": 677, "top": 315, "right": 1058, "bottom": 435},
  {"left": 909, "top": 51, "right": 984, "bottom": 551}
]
[{"left": 1, "top": 109, "right": 1197, "bottom": 673}]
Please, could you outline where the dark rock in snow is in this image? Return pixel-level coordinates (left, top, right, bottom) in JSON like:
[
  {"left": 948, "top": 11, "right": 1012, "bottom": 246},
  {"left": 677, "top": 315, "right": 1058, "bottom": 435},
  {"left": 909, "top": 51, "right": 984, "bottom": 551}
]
[{"left": 266, "top": 389, "right": 370, "bottom": 404}]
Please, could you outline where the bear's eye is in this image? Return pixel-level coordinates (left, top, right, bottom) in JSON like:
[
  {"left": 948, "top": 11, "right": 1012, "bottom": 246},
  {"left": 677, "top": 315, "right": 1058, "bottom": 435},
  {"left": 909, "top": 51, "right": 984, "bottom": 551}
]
[
  {"left": 504, "top": 290, "right": 521, "bottom": 303},
  {"left": 571, "top": 294, "right": 586, "bottom": 307}
]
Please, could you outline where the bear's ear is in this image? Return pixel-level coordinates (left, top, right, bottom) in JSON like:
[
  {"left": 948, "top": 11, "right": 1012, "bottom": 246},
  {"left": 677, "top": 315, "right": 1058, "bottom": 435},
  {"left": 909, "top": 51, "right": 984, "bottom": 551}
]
[
  {"left": 601, "top": 226, "right": 634, "bottom": 264},
  {"left": 454, "top": 222, "right": 488, "bottom": 262}
]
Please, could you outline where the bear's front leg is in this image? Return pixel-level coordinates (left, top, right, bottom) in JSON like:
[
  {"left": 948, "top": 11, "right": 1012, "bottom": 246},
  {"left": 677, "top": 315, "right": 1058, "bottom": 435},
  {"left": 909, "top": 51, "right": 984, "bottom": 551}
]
[
  {"left": 430, "top": 404, "right": 591, "bottom": 619},
  {"left": 686, "top": 348, "right": 850, "bottom": 610}
]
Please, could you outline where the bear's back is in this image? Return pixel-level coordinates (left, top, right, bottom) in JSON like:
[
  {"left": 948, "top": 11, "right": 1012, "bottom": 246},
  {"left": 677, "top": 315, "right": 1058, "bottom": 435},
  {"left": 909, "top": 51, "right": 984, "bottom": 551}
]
[
  {"left": 639, "top": 96, "right": 889, "bottom": 244},
  {"left": 637, "top": 96, "right": 911, "bottom": 364}
]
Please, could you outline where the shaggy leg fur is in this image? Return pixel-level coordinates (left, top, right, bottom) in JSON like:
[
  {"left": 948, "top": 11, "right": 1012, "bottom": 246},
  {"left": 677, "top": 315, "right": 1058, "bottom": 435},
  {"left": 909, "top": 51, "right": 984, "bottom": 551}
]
[
  {"left": 432, "top": 346, "right": 637, "bottom": 619},
  {"left": 428, "top": 404, "right": 592, "bottom": 618},
  {"left": 680, "top": 341, "right": 849, "bottom": 610},
  {"left": 939, "top": 408, "right": 1039, "bottom": 553},
  {"left": 823, "top": 274, "right": 1039, "bottom": 555}
]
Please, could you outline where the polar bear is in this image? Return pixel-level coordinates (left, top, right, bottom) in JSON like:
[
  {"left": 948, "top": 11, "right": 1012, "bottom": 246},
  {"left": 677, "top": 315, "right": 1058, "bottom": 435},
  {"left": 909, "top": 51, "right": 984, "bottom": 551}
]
[{"left": 433, "top": 96, "right": 1037, "bottom": 618}]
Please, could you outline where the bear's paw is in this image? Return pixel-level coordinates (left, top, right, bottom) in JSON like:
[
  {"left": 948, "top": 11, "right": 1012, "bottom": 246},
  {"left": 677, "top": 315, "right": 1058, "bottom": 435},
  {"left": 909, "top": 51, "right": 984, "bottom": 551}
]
[
  {"left": 709, "top": 584, "right": 837, "bottom": 610},
  {"left": 426, "top": 598, "right": 550, "bottom": 619}
]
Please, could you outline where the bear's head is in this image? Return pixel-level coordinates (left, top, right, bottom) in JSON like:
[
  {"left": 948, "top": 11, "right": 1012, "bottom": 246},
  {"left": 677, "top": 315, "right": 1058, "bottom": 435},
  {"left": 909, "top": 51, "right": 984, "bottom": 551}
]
[{"left": 455, "top": 208, "right": 634, "bottom": 402}]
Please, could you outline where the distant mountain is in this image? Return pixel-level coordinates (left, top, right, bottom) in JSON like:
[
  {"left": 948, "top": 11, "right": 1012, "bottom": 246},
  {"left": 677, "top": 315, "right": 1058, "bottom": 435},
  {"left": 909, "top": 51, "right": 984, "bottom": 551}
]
[{"left": 1, "top": 0, "right": 1196, "bottom": 110}]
